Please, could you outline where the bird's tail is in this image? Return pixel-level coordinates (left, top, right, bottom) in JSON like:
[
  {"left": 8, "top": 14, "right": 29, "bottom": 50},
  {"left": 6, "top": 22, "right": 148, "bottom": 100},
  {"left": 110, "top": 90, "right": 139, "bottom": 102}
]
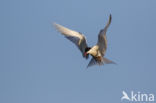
[
  {"left": 102, "top": 57, "right": 116, "bottom": 64},
  {"left": 87, "top": 57, "right": 116, "bottom": 68}
]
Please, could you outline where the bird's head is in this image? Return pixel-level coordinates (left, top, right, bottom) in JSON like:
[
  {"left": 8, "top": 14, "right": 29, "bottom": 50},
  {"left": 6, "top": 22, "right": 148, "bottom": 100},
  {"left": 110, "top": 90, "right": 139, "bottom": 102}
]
[{"left": 84, "top": 47, "right": 91, "bottom": 59}]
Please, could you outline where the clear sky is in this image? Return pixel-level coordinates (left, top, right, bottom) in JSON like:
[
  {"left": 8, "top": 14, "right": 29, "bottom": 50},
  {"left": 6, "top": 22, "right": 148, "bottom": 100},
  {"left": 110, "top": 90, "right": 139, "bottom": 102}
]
[{"left": 1, "top": 0, "right": 156, "bottom": 103}]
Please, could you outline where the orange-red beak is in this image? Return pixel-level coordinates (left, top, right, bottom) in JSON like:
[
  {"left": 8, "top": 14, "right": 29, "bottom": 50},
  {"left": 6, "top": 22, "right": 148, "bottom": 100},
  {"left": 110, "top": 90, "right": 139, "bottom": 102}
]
[{"left": 84, "top": 52, "right": 87, "bottom": 57}]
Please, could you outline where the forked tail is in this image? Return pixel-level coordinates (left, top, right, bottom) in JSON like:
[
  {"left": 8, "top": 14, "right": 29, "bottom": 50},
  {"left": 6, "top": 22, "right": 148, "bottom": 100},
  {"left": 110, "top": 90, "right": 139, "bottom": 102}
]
[
  {"left": 102, "top": 57, "right": 116, "bottom": 64},
  {"left": 87, "top": 57, "right": 116, "bottom": 68}
]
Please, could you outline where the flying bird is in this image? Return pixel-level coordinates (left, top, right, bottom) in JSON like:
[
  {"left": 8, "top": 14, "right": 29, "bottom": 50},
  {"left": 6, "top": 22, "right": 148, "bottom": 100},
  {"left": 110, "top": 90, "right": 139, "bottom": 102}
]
[{"left": 53, "top": 14, "right": 115, "bottom": 67}]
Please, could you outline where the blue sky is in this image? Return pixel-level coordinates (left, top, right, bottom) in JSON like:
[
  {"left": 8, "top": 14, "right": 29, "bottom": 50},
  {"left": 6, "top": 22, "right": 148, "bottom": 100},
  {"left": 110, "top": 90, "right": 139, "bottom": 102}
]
[{"left": 1, "top": 0, "right": 156, "bottom": 103}]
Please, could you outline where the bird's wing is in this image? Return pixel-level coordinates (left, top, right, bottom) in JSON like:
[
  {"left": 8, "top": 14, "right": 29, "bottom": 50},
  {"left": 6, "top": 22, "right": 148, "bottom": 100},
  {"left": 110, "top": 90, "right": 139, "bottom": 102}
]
[
  {"left": 53, "top": 23, "right": 88, "bottom": 58},
  {"left": 97, "top": 14, "right": 112, "bottom": 56}
]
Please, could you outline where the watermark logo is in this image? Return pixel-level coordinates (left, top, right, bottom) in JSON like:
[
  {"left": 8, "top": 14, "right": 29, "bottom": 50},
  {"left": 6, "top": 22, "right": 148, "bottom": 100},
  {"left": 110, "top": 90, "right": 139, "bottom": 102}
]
[{"left": 121, "top": 91, "right": 155, "bottom": 102}]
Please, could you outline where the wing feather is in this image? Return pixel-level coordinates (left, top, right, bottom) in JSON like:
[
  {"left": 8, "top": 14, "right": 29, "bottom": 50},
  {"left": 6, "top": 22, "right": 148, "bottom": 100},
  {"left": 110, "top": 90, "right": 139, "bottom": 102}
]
[
  {"left": 53, "top": 23, "right": 88, "bottom": 58},
  {"left": 97, "top": 14, "right": 112, "bottom": 56}
]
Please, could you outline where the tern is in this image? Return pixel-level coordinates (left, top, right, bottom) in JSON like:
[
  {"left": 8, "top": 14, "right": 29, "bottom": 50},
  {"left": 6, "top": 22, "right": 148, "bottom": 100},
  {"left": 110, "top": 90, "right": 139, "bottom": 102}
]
[{"left": 53, "top": 14, "right": 115, "bottom": 67}]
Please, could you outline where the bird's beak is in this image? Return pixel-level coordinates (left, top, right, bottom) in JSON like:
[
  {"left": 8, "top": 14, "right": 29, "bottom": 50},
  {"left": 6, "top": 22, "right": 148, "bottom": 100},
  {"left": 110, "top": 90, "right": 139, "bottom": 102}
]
[{"left": 84, "top": 52, "right": 87, "bottom": 57}]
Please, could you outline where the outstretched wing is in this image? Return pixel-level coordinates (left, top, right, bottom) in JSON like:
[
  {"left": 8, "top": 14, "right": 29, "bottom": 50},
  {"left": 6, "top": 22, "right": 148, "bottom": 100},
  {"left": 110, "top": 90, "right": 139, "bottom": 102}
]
[
  {"left": 53, "top": 23, "right": 88, "bottom": 58},
  {"left": 97, "top": 14, "right": 112, "bottom": 56}
]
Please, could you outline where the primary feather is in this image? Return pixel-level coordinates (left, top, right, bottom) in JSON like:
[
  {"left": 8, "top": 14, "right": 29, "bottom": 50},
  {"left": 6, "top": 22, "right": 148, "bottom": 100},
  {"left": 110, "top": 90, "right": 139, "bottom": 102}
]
[
  {"left": 97, "top": 14, "right": 112, "bottom": 56},
  {"left": 53, "top": 23, "right": 88, "bottom": 58}
]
